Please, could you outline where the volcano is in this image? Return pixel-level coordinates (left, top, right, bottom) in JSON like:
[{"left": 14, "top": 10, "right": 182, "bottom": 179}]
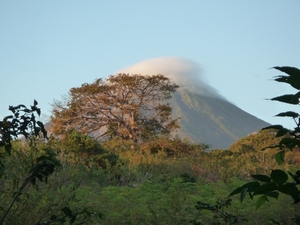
[{"left": 119, "top": 57, "right": 270, "bottom": 149}]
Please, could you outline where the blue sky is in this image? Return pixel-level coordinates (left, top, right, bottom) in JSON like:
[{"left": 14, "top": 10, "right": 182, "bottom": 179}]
[{"left": 1, "top": 1, "right": 300, "bottom": 129}]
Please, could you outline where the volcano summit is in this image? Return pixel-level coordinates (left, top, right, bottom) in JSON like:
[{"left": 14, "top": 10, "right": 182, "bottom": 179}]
[{"left": 118, "top": 57, "right": 269, "bottom": 149}]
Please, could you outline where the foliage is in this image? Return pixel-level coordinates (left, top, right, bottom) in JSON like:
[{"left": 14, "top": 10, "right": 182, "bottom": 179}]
[
  {"left": 54, "top": 129, "right": 106, "bottom": 156},
  {"left": 35, "top": 206, "right": 102, "bottom": 225},
  {"left": 0, "top": 101, "right": 100, "bottom": 224},
  {"left": 3, "top": 68, "right": 300, "bottom": 224},
  {"left": 1, "top": 129, "right": 299, "bottom": 223},
  {"left": 0, "top": 141, "right": 103, "bottom": 224},
  {"left": 0, "top": 101, "right": 56, "bottom": 224},
  {"left": 51, "top": 73, "right": 180, "bottom": 143},
  {"left": 229, "top": 66, "right": 300, "bottom": 212},
  {"left": 229, "top": 129, "right": 283, "bottom": 154},
  {"left": 0, "top": 100, "right": 47, "bottom": 168},
  {"left": 139, "top": 136, "right": 209, "bottom": 157},
  {"left": 47, "top": 130, "right": 120, "bottom": 169},
  {"left": 191, "top": 198, "right": 247, "bottom": 225}
]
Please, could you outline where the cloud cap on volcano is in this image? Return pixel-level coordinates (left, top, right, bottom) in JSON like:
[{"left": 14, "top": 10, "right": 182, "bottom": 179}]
[{"left": 117, "top": 57, "right": 222, "bottom": 98}]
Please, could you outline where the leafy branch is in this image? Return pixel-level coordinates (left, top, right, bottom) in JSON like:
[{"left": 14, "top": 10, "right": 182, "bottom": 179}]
[
  {"left": 0, "top": 100, "right": 59, "bottom": 225},
  {"left": 229, "top": 66, "right": 300, "bottom": 210}
]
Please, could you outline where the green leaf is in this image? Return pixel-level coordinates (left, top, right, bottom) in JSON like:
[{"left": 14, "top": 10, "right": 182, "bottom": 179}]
[
  {"left": 256, "top": 195, "right": 268, "bottom": 210},
  {"left": 274, "top": 76, "right": 300, "bottom": 90},
  {"left": 251, "top": 174, "right": 271, "bottom": 182},
  {"left": 262, "top": 124, "right": 290, "bottom": 138},
  {"left": 228, "top": 181, "right": 260, "bottom": 198},
  {"left": 228, "top": 187, "right": 243, "bottom": 198},
  {"left": 265, "top": 191, "right": 279, "bottom": 200},
  {"left": 270, "top": 170, "right": 288, "bottom": 184},
  {"left": 279, "top": 138, "right": 299, "bottom": 150},
  {"left": 262, "top": 125, "right": 283, "bottom": 130},
  {"left": 288, "top": 171, "right": 300, "bottom": 184},
  {"left": 249, "top": 192, "right": 254, "bottom": 200},
  {"left": 240, "top": 188, "right": 248, "bottom": 203},
  {"left": 37, "top": 121, "right": 44, "bottom": 129},
  {"left": 271, "top": 94, "right": 299, "bottom": 105},
  {"left": 277, "top": 183, "right": 299, "bottom": 202},
  {"left": 274, "top": 128, "right": 290, "bottom": 137},
  {"left": 294, "top": 91, "right": 300, "bottom": 100},
  {"left": 275, "top": 151, "right": 285, "bottom": 165},
  {"left": 273, "top": 66, "right": 300, "bottom": 76},
  {"left": 36, "top": 108, "right": 41, "bottom": 116},
  {"left": 253, "top": 182, "right": 277, "bottom": 195},
  {"left": 273, "top": 67, "right": 300, "bottom": 90},
  {"left": 37, "top": 121, "right": 47, "bottom": 138}
]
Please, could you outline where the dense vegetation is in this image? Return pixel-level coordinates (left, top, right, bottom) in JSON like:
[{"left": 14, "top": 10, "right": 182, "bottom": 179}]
[
  {"left": 1, "top": 71, "right": 300, "bottom": 224},
  {"left": 1, "top": 130, "right": 299, "bottom": 224}
]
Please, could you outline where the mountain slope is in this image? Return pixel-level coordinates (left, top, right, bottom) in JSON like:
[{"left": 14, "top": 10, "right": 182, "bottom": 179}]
[
  {"left": 117, "top": 57, "right": 270, "bottom": 149},
  {"left": 170, "top": 89, "right": 270, "bottom": 149}
]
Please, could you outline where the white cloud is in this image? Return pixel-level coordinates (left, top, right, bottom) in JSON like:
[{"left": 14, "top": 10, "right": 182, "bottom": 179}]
[{"left": 117, "top": 56, "right": 223, "bottom": 98}]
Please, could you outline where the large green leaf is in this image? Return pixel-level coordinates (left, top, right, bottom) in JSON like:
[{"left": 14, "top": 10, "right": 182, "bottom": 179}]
[
  {"left": 270, "top": 170, "right": 288, "bottom": 184},
  {"left": 252, "top": 182, "right": 277, "bottom": 196},
  {"left": 277, "top": 183, "right": 299, "bottom": 202},
  {"left": 273, "top": 66, "right": 300, "bottom": 76},
  {"left": 275, "top": 151, "right": 285, "bottom": 165},
  {"left": 271, "top": 94, "right": 299, "bottom": 105},
  {"left": 275, "top": 111, "right": 299, "bottom": 118},
  {"left": 273, "top": 67, "right": 300, "bottom": 90},
  {"left": 265, "top": 191, "right": 279, "bottom": 200},
  {"left": 240, "top": 188, "right": 248, "bottom": 203},
  {"left": 251, "top": 174, "right": 271, "bottom": 182},
  {"left": 293, "top": 91, "right": 300, "bottom": 100},
  {"left": 262, "top": 125, "right": 283, "bottom": 130},
  {"left": 275, "top": 128, "right": 290, "bottom": 137},
  {"left": 279, "top": 138, "right": 300, "bottom": 150},
  {"left": 228, "top": 181, "right": 260, "bottom": 198},
  {"left": 273, "top": 66, "right": 300, "bottom": 89},
  {"left": 36, "top": 108, "right": 41, "bottom": 116},
  {"left": 288, "top": 171, "right": 300, "bottom": 184},
  {"left": 261, "top": 125, "right": 290, "bottom": 139},
  {"left": 274, "top": 76, "right": 300, "bottom": 90},
  {"left": 256, "top": 195, "right": 268, "bottom": 210}
]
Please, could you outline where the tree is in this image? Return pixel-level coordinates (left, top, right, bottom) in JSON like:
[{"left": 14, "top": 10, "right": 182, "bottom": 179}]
[
  {"left": 51, "top": 73, "right": 180, "bottom": 144},
  {"left": 0, "top": 101, "right": 101, "bottom": 224},
  {"left": 229, "top": 67, "right": 300, "bottom": 211},
  {"left": 0, "top": 100, "right": 48, "bottom": 176},
  {"left": 0, "top": 101, "right": 59, "bottom": 224}
]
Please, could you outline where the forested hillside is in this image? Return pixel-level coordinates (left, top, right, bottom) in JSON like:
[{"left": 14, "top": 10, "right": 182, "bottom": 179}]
[
  {"left": 1, "top": 71, "right": 300, "bottom": 224},
  {"left": 1, "top": 129, "right": 299, "bottom": 224}
]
